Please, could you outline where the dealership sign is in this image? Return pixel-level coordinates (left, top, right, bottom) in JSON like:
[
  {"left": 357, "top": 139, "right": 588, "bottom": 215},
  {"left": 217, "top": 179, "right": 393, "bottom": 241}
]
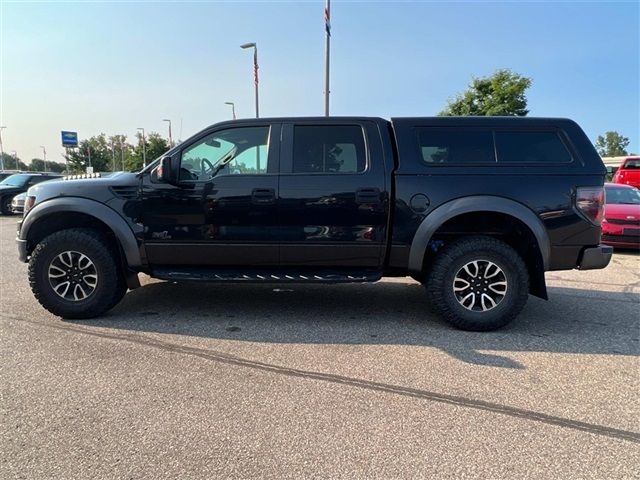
[{"left": 61, "top": 131, "right": 78, "bottom": 148}]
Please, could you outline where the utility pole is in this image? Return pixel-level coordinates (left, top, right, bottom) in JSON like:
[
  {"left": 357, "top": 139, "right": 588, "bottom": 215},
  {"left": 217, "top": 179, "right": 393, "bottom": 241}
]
[
  {"left": 137, "top": 128, "right": 147, "bottom": 167},
  {"left": 0, "top": 126, "right": 6, "bottom": 171},
  {"left": 324, "top": 0, "right": 331, "bottom": 117},
  {"left": 39, "top": 145, "right": 47, "bottom": 172},
  {"left": 240, "top": 43, "right": 259, "bottom": 118},
  {"left": 163, "top": 119, "right": 173, "bottom": 147}
]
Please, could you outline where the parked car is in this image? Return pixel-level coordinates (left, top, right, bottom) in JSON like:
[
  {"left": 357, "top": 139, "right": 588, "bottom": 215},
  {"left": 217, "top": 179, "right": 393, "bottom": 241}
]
[
  {"left": 10, "top": 192, "right": 26, "bottom": 215},
  {"left": 17, "top": 116, "right": 611, "bottom": 331},
  {"left": 602, "top": 183, "right": 640, "bottom": 249},
  {"left": 612, "top": 156, "right": 640, "bottom": 188},
  {"left": 0, "top": 173, "right": 63, "bottom": 215}
]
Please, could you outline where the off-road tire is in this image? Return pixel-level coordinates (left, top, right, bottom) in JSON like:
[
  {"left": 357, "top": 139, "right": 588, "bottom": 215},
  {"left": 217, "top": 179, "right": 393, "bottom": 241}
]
[
  {"left": 1, "top": 196, "right": 13, "bottom": 215},
  {"left": 425, "top": 236, "right": 529, "bottom": 331},
  {"left": 28, "top": 228, "right": 126, "bottom": 319}
]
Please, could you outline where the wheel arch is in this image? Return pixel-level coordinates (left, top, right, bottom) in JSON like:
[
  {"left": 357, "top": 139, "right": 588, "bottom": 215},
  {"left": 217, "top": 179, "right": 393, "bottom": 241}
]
[
  {"left": 20, "top": 197, "right": 143, "bottom": 267},
  {"left": 408, "top": 196, "right": 550, "bottom": 299}
]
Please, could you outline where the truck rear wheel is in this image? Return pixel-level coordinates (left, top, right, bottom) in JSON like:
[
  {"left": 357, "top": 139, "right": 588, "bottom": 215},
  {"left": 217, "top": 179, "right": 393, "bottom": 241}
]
[
  {"left": 28, "top": 228, "right": 126, "bottom": 319},
  {"left": 425, "top": 236, "right": 529, "bottom": 331}
]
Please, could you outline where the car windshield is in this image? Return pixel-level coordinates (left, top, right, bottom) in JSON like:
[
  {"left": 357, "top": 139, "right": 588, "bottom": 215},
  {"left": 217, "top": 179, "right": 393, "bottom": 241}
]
[
  {"left": 0, "top": 174, "right": 30, "bottom": 187},
  {"left": 606, "top": 186, "right": 640, "bottom": 204}
]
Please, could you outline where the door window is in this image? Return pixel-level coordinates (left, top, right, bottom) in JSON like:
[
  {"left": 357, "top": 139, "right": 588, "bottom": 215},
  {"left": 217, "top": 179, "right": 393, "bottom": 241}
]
[
  {"left": 180, "top": 126, "right": 270, "bottom": 181},
  {"left": 292, "top": 125, "right": 366, "bottom": 173}
]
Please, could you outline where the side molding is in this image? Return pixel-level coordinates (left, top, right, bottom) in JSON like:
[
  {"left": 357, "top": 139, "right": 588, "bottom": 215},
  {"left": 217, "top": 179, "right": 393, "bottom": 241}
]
[
  {"left": 20, "top": 197, "right": 143, "bottom": 267},
  {"left": 408, "top": 196, "right": 550, "bottom": 273}
]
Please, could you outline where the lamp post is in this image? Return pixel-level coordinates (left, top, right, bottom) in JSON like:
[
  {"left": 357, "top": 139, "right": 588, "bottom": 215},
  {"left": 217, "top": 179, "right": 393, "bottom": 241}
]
[
  {"left": 225, "top": 102, "right": 236, "bottom": 120},
  {"left": 163, "top": 119, "right": 173, "bottom": 148},
  {"left": 87, "top": 145, "right": 92, "bottom": 169},
  {"left": 39, "top": 145, "right": 47, "bottom": 172},
  {"left": 240, "top": 43, "right": 259, "bottom": 118},
  {"left": 137, "top": 128, "right": 147, "bottom": 167},
  {"left": 0, "top": 126, "right": 6, "bottom": 171}
]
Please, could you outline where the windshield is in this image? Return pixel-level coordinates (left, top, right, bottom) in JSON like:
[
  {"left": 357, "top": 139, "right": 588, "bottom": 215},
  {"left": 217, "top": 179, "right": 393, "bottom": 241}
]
[
  {"left": 605, "top": 186, "right": 640, "bottom": 205},
  {"left": 0, "top": 174, "right": 30, "bottom": 187},
  {"left": 622, "top": 159, "right": 640, "bottom": 169}
]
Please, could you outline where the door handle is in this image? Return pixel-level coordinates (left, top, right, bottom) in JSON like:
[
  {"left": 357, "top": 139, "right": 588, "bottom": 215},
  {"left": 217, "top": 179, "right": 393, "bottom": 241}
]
[
  {"left": 251, "top": 188, "right": 276, "bottom": 205},
  {"left": 355, "top": 187, "right": 381, "bottom": 204}
]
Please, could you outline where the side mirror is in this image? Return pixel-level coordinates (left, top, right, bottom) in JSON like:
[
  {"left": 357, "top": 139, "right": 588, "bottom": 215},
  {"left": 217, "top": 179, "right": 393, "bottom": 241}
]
[{"left": 157, "top": 155, "right": 179, "bottom": 185}]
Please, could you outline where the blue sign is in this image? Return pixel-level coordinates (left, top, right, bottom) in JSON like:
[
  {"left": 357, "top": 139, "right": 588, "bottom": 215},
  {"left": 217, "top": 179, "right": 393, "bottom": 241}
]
[{"left": 61, "top": 131, "right": 78, "bottom": 147}]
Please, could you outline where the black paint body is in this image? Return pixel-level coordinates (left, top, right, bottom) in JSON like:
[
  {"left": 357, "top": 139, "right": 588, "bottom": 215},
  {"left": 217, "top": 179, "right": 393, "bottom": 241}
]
[{"left": 20, "top": 117, "right": 607, "bottom": 286}]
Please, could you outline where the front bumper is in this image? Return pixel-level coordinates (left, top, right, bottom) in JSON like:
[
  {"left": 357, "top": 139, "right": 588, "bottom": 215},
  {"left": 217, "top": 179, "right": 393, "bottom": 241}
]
[{"left": 577, "top": 245, "right": 613, "bottom": 270}]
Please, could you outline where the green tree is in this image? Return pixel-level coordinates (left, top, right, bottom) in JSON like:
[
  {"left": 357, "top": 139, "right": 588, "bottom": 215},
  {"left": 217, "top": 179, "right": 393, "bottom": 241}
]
[
  {"left": 66, "top": 134, "right": 133, "bottom": 173},
  {"left": 30, "top": 158, "right": 66, "bottom": 173},
  {"left": 0, "top": 153, "right": 29, "bottom": 171},
  {"left": 127, "top": 132, "right": 169, "bottom": 171},
  {"left": 595, "top": 131, "right": 630, "bottom": 157},
  {"left": 440, "top": 69, "right": 532, "bottom": 116}
]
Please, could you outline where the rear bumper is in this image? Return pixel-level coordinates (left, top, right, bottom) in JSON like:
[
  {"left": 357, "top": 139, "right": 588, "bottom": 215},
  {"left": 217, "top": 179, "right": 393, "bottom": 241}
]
[{"left": 577, "top": 245, "right": 613, "bottom": 270}]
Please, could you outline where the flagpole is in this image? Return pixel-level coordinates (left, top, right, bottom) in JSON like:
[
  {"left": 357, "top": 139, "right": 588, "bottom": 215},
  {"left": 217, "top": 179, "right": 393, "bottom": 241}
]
[{"left": 324, "top": 0, "right": 331, "bottom": 117}]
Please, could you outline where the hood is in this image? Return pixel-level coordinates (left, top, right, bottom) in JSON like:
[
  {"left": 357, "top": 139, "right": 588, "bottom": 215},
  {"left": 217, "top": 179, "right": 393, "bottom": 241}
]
[
  {"left": 605, "top": 203, "right": 640, "bottom": 221},
  {"left": 27, "top": 171, "right": 139, "bottom": 205}
]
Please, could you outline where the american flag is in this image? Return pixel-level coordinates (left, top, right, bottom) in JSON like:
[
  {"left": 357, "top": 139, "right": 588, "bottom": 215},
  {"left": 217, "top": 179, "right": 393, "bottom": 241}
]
[{"left": 324, "top": 3, "right": 331, "bottom": 36}]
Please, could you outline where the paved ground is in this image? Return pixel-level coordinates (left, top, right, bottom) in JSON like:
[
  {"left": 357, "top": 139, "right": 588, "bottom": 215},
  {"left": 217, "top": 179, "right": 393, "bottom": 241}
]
[{"left": 1, "top": 216, "right": 638, "bottom": 479}]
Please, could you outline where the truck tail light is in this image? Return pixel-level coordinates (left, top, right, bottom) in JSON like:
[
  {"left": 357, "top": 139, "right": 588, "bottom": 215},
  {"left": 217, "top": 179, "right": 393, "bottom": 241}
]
[{"left": 575, "top": 186, "right": 605, "bottom": 225}]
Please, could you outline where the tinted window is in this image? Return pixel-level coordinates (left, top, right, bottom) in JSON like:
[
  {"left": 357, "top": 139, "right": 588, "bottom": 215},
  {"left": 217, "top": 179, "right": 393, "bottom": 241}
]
[
  {"left": 417, "top": 129, "right": 495, "bottom": 164},
  {"left": 181, "top": 126, "right": 270, "bottom": 180},
  {"left": 495, "top": 131, "right": 572, "bottom": 163},
  {"left": 622, "top": 159, "right": 640, "bottom": 169},
  {"left": 293, "top": 125, "right": 366, "bottom": 173}
]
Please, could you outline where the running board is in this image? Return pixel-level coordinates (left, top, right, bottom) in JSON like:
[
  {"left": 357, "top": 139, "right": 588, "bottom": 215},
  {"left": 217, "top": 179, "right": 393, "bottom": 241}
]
[{"left": 151, "top": 268, "right": 382, "bottom": 284}]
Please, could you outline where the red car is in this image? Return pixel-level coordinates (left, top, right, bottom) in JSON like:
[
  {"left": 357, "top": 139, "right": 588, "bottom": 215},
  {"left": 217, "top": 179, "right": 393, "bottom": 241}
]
[
  {"left": 612, "top": 156, "right": 640, "bottom": 188},
  {"left": 602, "top": 183, "right": 640, "bottom": 249}
]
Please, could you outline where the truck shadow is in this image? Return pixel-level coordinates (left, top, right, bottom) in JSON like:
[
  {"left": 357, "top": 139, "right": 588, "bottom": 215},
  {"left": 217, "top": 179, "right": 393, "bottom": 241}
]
[{"left": 71, "top": 279, "right": 640, "bottom": 370}]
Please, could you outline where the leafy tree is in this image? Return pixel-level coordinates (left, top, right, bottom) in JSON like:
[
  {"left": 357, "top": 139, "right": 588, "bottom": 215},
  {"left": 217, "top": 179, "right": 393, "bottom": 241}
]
[
  {"left": 595, "top": 131, "right": 630, "bottom": 157},
  {"left": 440, "top": 69, "right": 532, "bottom": 116},
  {"left": 127, "top": 132, "right": 169, "bottom": 171},
  {"left": 0, "top": 153, "right": 29, "bottom": 171},
  {"left": 30, "top": 158, "right": 66, "bottom": 173}
]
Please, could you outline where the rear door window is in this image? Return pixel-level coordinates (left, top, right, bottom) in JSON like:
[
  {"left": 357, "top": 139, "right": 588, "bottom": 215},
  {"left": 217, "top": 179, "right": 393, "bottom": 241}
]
[
  {"left": 292, "top": 125, "right": 366, "bottom": 174},
  {"left": 416, "top": 128, "right": 495, "bottom": 164},
  {"left": 495, "top": 131, "right": 572, "bottom": 163}
]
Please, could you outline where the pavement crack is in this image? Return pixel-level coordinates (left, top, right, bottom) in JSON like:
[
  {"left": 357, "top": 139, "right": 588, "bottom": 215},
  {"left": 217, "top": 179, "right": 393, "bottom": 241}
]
[{"left": 3, "top": 313, "right": 639, "bottom": 444}]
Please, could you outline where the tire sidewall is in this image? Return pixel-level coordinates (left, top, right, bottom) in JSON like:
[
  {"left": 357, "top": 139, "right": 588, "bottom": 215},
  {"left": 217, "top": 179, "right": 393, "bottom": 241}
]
[
  {"left": 31, "top": 233, "right": 118, "bottom": 317},
  {"left": 442, "top": 249, "right": 523, "bottom": 325}
]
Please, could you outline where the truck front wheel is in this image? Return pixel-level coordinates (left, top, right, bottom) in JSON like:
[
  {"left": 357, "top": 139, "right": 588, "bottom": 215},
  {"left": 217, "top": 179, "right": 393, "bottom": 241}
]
[
  {"left": 28, "top": 228, "right": 126, "bottom": 319},
  {"left": 425, "top": 236, "right": 529, "bottom": 331}
]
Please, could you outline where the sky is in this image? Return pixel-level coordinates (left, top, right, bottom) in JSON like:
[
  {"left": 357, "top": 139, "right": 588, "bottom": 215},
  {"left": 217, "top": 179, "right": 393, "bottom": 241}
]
[{"left": 1, "top": 0, "right": 638, "bottom": 164}]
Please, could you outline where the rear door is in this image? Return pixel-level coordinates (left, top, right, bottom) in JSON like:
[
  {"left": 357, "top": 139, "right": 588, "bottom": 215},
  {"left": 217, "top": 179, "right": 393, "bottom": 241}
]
[{"left": 278, "top": 120, "right": 388, "bottom": 268}]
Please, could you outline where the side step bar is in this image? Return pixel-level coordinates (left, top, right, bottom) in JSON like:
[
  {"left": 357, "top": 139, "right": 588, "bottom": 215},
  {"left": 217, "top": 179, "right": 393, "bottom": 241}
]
[{"left": 151, "top": 268, "right": 383, "bottom": 284}]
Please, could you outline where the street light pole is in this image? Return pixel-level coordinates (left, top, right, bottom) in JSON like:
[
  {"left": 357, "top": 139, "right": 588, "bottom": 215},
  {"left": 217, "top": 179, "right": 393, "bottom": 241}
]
[
  {"left": 225, "top": 102, "right": 236, "bottom": 120},
  {"left": 87, "top": 145, "right": 92, "bottom": 169},
  {"left": 163, "top": 119, "right": 173, "bottom": 147},
  {"left": 137, "top": 128, "right": 147, "bottom": 167},
  {"left": 324, "top": 0, "right": 331, "bottom": 117},
  {"left": 10, "top": 150, "right": 17, "bottom": 169},
  {"left": 0, "top": 126, "right": 6, "bottom": 171},
  {"left": 240, "top": 43, "right": 259, "bottom": 118},
  {"left": 39, "top": 146, "right": 47, "bottom": 172}
]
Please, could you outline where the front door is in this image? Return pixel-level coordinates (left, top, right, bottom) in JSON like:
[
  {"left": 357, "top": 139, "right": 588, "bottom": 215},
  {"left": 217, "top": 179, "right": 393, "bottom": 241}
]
[
  {"left": 141, "top": 123, "right": 280, "bottom": 267},
  {"left": 278, "top": 121, "right": 389, "bottom": 268}
]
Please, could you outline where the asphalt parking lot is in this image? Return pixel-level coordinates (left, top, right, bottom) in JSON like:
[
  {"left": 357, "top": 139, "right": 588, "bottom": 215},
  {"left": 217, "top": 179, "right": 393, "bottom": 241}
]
[{"left": 1, "top": 216, "right": 638, "bottom": 479}]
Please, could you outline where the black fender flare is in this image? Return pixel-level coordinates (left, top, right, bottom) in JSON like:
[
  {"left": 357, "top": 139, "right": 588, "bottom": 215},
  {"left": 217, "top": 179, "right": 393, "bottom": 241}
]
[
  {"left": 20, "top": 197, "right": 143, "bottom": 267},
  {"left": 408, "top": 196, "right": 550, "bottom": 273}
]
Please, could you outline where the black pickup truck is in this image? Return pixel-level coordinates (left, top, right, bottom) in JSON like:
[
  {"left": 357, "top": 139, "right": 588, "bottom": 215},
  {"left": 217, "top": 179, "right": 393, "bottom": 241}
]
[{"left": 17, "top": 117, "right": 611, "bottom": 330}]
